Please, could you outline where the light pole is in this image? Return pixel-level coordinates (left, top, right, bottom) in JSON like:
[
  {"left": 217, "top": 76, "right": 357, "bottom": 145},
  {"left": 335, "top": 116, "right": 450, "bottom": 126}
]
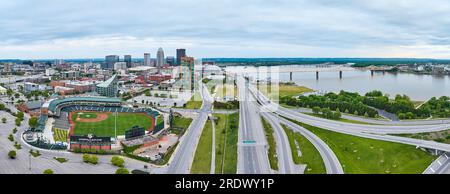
[
  {"left": 29, "top": 152, "right": 31, "bottom": 171},
  {"left": 114, "top": 111, "right": 118, "bottom": 140}
]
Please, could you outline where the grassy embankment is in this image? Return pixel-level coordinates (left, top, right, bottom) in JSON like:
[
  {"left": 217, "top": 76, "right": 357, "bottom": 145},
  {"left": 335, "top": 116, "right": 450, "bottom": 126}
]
[
  {"left": 170, "top": 116, "right": 193, "bottom": 136},
  {"left": 191, "top": 120, "right": 213, "bottom": 174},
  {"left": 284, "top": 117, "right": 437, "bottom": 174},
  {"left": 260, "top": 116, "right": 278, "bottom": 171},
  {"left": 258, "top": 83, "right": 313, "bottom": 100},
  {"left": 281, "top": 124, "right": 326, "bottom": 174},
  {"left": 214, "top": 113, "right": 239, "bottom": 174},
  {"left": 185, "top": 92, "right": 203, "bottom": 109}
]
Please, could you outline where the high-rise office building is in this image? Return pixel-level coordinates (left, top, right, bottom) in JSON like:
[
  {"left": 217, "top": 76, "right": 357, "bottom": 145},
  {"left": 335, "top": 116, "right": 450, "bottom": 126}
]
[
  {"left": 157, "top": 48, "right": 165, "bottom": 73},
  {"left": 166, "top": 56, "right": 175, "bottom": 66},
  {"left": 181, "top": 56, "right": 195, "bottom": 91},
  {"left": 105, "top": 55, "right": 119, "bottom": 69},
  {"left": 124, "top": 55, "right": 132, "bottom": 68},
  {"left": 144, "top": 53, "right": 151, "bottom": 66},
  {"left": 96, "top": 74, "right": 119, "bottom": 97},
  {"left": 176, "top": 48, "right": 186, "bottom": 66}
]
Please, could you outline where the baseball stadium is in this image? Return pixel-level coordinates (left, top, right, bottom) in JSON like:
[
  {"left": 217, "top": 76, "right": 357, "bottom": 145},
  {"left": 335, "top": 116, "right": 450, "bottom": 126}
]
[{"left": 38, "top": 97, "right": 163, "bottom": 140}]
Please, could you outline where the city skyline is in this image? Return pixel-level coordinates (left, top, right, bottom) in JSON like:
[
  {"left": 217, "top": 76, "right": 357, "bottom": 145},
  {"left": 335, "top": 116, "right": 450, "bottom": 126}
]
[{"left": 2, "top": 0, "right": 450, "bottom": 59}]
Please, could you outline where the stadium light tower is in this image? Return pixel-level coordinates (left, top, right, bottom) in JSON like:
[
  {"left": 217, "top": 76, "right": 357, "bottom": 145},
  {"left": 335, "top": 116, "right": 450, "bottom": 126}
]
[{"left": 114, "top": 111, "right": 118, "bottom": 140}]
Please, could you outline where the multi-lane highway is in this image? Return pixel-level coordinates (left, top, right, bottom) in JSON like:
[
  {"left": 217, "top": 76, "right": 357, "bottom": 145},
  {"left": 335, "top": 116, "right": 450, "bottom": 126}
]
[
  {"left": 296, "top": 108, "right": 450, "bottom": 126},
  {"left": 249, "top": 84, "right": 450, "bottom": 152},
  {"left": 166, "top": 82, "right": 212, "bottom": 174},
  {"left": 260, "top": 112, "right": 298, "bottom": 174},
  {"left": 276, "top": 115, "right": 344, "bottom": 174},
  {"left": 423, "top": 153, "right": 450, "bottom": 174},
  {"left": 237, "top": 77, "right": 271, "bottom": 174}
]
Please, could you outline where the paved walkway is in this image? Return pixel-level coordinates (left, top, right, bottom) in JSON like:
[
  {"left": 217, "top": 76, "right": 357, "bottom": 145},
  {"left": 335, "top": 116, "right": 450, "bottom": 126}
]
[{"left": 43, "top": 118, "right": 55, "bottom": 144}]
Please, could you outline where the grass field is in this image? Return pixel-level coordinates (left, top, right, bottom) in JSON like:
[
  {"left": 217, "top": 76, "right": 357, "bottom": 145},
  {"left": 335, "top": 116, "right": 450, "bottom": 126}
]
[
  {"left": 72, "top": 112, "right": 153, "bottom": 137},
  {"left": 282, "top": 124, "right": 326, "bottom": 174},
  {"left": 185, "top": 92, "right": 203, "bottom": 109},
  {"left": 215, "top": 84, "right": 238, "bottom": 99},
  {"left": 191, "top": 120, "right": 213, "bottom": 174},
  {"left": 214, "top": 113, "right": 239, "bottom": 174},
  {"left": 284, "top": 117, "right": 437, "bottom": 174},
  {"left": 304, "top": 113, "right": 377, "bottom": 125},
  {"left": 261, "top": 116, "right": 278, "bottom": 171},
  {"left": 259, "top": 83, "right": 313, "bottom": 100},
  {"left": 170, "top": 116, "right": 193, "bottom": 135},
  {"left": 52, "top": 128, "right": 68, "bottom": 142},
  {"left": 78, "top": 112, "right": 98, "bottom": 119}
]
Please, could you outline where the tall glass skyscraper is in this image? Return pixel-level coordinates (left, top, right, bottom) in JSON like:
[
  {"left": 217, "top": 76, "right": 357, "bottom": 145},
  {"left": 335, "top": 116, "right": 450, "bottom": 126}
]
[
  {"left": 144, "top": 53, "right": 151, "bottom": 66},
  {"left": 124, "top": 55, "right": 132, "bottom": 68},
  {"left": 176, "top": 48, "right": 186, "bottom": 66},
  {"left": 105, "top": 55, "right": 119, "bottom": 69},
  {"left": 157, "top": 48, "right": 165, "bottom": 73}
]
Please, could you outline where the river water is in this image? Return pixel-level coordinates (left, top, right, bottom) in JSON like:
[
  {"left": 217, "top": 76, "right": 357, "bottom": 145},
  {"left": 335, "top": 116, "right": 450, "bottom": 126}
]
[{"left": 226, "top": 65, "right": 450, "bottom": 101}]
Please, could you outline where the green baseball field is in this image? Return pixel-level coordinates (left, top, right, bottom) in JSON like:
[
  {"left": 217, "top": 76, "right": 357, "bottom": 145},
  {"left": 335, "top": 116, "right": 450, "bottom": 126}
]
[{"left": 71, "top": 112, "right": 154, "bottom": 137}]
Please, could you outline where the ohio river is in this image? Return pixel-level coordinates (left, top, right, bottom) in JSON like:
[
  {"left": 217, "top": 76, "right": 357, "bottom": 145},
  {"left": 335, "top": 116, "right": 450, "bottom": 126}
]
[{"left": 226, "top": 65, "right": 450, "bottom": 101}]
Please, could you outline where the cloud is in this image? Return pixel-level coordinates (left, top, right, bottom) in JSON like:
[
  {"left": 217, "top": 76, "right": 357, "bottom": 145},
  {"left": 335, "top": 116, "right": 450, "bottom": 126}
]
[{"left": 1, "top": 0, "right": 450, "bottom": 59}]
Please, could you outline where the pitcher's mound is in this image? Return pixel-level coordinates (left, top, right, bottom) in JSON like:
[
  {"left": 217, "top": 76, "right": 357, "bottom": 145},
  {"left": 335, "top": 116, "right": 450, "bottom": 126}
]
[{"left": 76, "top": 112, "right": 109, "bottom": 123}]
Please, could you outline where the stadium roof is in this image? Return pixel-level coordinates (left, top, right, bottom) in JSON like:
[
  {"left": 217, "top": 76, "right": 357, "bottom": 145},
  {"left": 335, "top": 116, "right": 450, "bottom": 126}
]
[
  {"left": 97, "top": 74, "right": 118, "bottom": 88},
  {"left": 47, "top": 97, "right": 122, "bottom": 112}
]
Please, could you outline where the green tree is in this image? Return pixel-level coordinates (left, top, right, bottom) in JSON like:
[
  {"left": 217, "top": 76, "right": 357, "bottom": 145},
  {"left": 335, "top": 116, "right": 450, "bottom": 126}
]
[
  {"left": 334, "top": 110, "right": 342, "bottom": 120},
  {"left": 16, "top": 112, "right": 24, "bottom": 120},
  {"left": 312, "top": 106, "right": 321, "bottom": 114},
  {"left": 398, "top": 113, "right": 406, "bottom": 120},
  {"left": 43, "top": 169, "right": 54, "bottom": 174},
  {"left": 115, "top": 168, "right": 130, "bottom": 174},
  {"left": 28, "top": 117, "right": 38, "bottom": 128},
  {"left": 8, "top": 150, "right": 16, "bottom": 159},
  {"left": 15, "top": 119, "right": 21, "bottom": 127},
  {"left": 1, "top": 118, "right": 6, "bottom": 123},
  {"left": 8, "top": 134, "right": 14, "bottom": 142},
  {"left": 90, "top": 155, "right": 99, "bottom": 164},
  {"left": 6, "top": 89, "right": 13, "bottom": 97},
  {"left": 405, "top": 112, "right": 415, "bottom": 120},
  {"left": 111, "top": 156, "right": 125, "bottom": 167}
]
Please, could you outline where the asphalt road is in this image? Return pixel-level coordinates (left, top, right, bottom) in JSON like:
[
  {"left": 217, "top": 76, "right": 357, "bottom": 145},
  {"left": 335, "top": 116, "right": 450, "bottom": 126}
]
[
  {"left": 250, "top": 86, "right": 450, "bottom": 152},
  {"left": 423, "top": 153, "right": 450, "bottom": 174},
  {"left": 296, "top": 108, "right": 450, "bottom": 126},
  {"left": 276, "top": 115, "right": 344, "bottom": 174},
  {"left": 261, "top": 112, "right": 300, "bottom": 174},
  {"left": 237, "top": 77, "right": 271, "bottom": 174},
  {"left": 251, "top": 86, "right": 449, "bottom": 133},
  {"left": 166, "top": 82, "right": 212, "bottom": 174}
]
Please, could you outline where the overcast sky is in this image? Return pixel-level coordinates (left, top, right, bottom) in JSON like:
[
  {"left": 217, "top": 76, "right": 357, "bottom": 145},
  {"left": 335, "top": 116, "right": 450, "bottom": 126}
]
[{"left": 1, "top": 0, "right": 450, "bottom": 59}]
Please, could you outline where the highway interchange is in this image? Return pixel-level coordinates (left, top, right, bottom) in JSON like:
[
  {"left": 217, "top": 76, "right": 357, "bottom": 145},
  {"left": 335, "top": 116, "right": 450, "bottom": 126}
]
[
  {"left": 1, "top": 75, "right": 450, "bottom": 174},
  {"left": 236, "top": 75, "right": 450, "bottom": 174}
]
